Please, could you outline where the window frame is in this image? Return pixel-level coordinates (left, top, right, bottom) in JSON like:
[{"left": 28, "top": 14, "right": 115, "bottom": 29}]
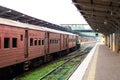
[
  {"left": 12, "top": 38, "right": 17, "bottom": 48},
  {"left": 42, "top": 39, "right": 44, "bottom": 45},
  {"left": 30, "top": 38, "right": 33, "bottom": 46},
  {"left": 20, "top": 35, "right": 23, "bottom": 41},
  {"left": 34, "top": 38, "right": 37, "bottom": 46},
  {"left": 4, "top": 38, "right": 10, "bottom": 48},
  {"left": 38, "top": 39, "right": 41, "bottom": 45}
]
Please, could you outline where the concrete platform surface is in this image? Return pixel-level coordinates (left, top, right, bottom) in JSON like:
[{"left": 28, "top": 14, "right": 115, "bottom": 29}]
[{"left": 69, "top": 43, "right": 120, "bottom": 80}]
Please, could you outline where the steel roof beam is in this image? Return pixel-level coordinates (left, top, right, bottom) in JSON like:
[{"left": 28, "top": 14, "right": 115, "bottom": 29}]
[
  {"left": 82, "top": 14, "right": 119, "bottom": 21},
  {"left": 88, "top": 22, "right": 106, "bottom": 33},
  {"left": 85, "top": 15, "right": 120, "bottom": 29},
  {"left": 73, "top": 1, "right": 119, "bottom": 11},
  {"left": 87, "top": 19, "right": 114, "bottom": 28},
  {"left": 79, "top": 9, "right": 119, "bottom": 18},
  {"left": 88, "top": 22, "right": 111, "bottom": 34},
  {"left": 101, "top": 0, "right": 120, "bottom": 3},
  {"left": 87, "top": 20, "right": 115, "bottom": 33}
]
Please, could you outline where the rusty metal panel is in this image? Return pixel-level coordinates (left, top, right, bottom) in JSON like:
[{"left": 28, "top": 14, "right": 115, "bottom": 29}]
[
  {"left": 0, "top": 24, "right": 25, "bottom": 68},
  {"left": 49, "top": 32, "right": 61, "bottom": 54},
  {"left": 28, "top": 29, "right": 45, "bottom": 60}
]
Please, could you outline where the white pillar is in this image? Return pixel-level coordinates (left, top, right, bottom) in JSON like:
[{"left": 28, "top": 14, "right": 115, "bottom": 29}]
[
  {"left": 115, "top": 33, "right": 119, "bottom": 53},
  {"left": 117, "top": 33, "right": 120, "bottom": 54},
  {"left": 110, "top": 34, "right": 113, "bottom": 50},
  {"left": 113, "top": 33, "right": 115, "bottom": 51},
  {"left": 107, "top": 35, "right": 110, "bottom": 48}
]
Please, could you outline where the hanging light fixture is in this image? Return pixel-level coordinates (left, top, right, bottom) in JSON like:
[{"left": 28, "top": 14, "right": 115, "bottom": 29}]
[
  {"left": 104, "top": 19, "right": 107, "bottom": 24},
  {"left": 96, "top": 28, "right": 98, "bottom": 31},
  {"left": 111, "top": 11, "right": 113, "bottom": 15}
]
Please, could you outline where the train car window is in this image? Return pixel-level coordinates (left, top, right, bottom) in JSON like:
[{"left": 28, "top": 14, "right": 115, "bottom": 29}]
[
  {"left": 55, "top": 40, "right": 57, "bottom": 44},
  {"left": 56, "top": 40, "right": 57, "bottom": 44},
  {"left": 53, "top": 39, "right": 55, "bottom": 44},
  {"left": 51, "top": 40, "right": 52, "bottom": 44},
  {"left": 12, "top": 38, "right": 17, "bottom": 48},
  {"left": 51, "top": 40, "right": 53, "bottom": 44},
  {"left": 54, "top": 40, "right": 55, "bottom": 44},
  {"left": 55, "top": 40, "right": 56, "bottom": 44},
  {"left": 4, "top": 38, "right": 10, "bottom": 48},
  {"left": 42, "top": 40, "right": 44, "bottom": 45},
  {"left": 53, "top": 40, "right": 55, "bottom": 44},
  {"left": 30, "top": 38, "right": 33, "bottom": 46},
  {"left": 20, "top": 35, "right": 23, "bottom": 41},
  {"left": 50, "top": 40, "right": 52, "bottom": 44},
  {"left": 54, "top": 40, "right": 56, "bottom": 44},
  {"left": 52, "top": 40, "right": 53, "bottom": 44},
  {"left": 38, "top": 40, "right": 41, "bottom": 45},
  {"left": 34, "top": 39, "right": 37, "bottom": 46}
]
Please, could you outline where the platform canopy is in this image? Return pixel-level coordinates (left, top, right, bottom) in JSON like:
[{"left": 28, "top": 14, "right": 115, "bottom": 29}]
[{"left": 72, "top": 0, "right": 120, "bottom": 34}]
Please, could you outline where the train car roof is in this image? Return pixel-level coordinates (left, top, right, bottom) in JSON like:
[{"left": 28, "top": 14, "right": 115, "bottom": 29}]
[
  {"left": 41, "top": 27, "right": 76, "bottom": 36},
  {"left": 0, "top": 18, "right": 45, "bottom": 31},
  {"left": 0, "top": 18, "right": 76, "bottom": 36}
]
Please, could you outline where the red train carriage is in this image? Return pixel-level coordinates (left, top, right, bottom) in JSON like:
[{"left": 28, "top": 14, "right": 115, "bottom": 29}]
[
  {"left": 0, "top": 18, "right": 46, "bottom": 68},
  {"left": 0, "top": 18, "right": 79, "bottom": 79},
  {"left": 72, "top": 35, "right": 77, "bottom": 48},
  {"left": 61, "top": 34, "right": 68, "bottom": 50},
  {"left": 48, "top": 32, "right": 60, "bottom": 54},
  {"left": 0, "top": 24, "right": 26, "bottom": 68},
  {"left": 69, "top": 34, "right": 77, "bottom": 51},
  {"left": 28, "top": 29, "right": 45, "bottom": 60},
  {"left": 42, "top": 28, "right": 70, "bottom": 57}
]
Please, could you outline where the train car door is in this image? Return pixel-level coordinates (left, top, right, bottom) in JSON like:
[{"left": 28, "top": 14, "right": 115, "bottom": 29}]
[
  {"left": 63, "top": 35, "right": 65, "bottom": 49},
  {"left": 45, "top": 32, "right": 49, "bottom": 54},
  {"left": 24, "top": 29, "right": 28, "bottom": 58},
  {"left": 66, "top": 35, "right": 69, "bottom": 48},
  {"left": 60, "top": 34, "right": 62, "bottom": 50}
]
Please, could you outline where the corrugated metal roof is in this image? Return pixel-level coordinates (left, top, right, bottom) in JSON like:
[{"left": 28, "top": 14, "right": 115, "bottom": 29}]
[{"left": 72, "top": 0, "right": 120, "bottom": 35}]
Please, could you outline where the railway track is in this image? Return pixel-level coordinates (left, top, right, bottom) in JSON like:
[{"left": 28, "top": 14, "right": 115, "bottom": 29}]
[
  {"left": 16, "top": 42, "right": 96, "bottom": 80},
  {"left": 39, "top": 46, "right": 93, "bottom": 80}
]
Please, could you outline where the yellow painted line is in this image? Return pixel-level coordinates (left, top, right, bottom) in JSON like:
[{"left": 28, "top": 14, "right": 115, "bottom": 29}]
[{"left": 87, "top": 45, "right": 99, "bottom": 80}]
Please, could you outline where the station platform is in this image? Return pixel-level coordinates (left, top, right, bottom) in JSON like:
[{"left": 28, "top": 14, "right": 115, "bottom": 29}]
[{"left": 68, "top": 42, "right": 120, "bottom": 80}]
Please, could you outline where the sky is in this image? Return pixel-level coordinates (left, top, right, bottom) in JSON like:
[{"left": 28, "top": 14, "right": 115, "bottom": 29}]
[{"left": 0, "top": 0, "right": 87, "bottom": 25}]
